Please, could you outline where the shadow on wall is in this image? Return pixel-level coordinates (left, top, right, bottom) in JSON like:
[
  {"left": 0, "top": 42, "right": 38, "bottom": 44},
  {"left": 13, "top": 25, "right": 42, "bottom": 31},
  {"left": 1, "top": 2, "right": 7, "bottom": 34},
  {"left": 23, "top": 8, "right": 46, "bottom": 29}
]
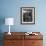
[{"left": 0, "top": 16, "right": 5, "bottom": 46}]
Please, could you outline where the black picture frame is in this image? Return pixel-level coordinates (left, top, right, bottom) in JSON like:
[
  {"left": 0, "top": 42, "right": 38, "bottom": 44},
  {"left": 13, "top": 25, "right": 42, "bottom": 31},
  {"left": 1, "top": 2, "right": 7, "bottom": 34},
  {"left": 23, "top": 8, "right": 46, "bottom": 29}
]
[{"left": 21, "top": 7, "right": 35, "bottom": 24}]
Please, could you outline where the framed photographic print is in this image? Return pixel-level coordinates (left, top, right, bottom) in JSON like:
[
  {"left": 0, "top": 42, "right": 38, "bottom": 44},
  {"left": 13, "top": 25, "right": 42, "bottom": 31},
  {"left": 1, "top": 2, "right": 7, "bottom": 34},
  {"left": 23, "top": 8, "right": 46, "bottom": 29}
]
[{"left": 21, "top": 7, "right": 35, "bottom": 24}]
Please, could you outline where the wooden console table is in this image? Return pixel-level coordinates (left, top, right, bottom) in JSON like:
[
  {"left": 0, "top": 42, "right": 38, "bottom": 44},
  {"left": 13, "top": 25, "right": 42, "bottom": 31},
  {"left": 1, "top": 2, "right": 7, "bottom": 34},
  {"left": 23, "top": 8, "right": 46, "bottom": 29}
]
[{"left": 4, "top": 32, "right": 43, "bottom": 46}]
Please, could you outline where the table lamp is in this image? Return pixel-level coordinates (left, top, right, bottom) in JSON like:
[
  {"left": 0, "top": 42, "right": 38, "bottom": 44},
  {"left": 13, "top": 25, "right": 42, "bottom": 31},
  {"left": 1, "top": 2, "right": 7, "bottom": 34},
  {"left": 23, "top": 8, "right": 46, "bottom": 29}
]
[{"left": 5, "top": 18, "right": 14, "bottom": 35}]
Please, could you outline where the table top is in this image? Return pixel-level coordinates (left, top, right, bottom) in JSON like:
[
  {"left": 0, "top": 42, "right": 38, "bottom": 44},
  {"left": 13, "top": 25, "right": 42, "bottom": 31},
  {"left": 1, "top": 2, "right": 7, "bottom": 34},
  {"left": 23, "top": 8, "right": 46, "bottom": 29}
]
[{"left": 4, "top": 32, "right": 43, "bottom": 40}]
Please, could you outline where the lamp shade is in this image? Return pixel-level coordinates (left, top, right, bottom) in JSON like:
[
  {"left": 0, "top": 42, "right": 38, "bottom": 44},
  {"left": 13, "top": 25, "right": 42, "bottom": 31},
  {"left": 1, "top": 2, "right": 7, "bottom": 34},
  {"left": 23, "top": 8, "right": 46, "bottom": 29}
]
[{"left": 5, "top": 18, "right": 14, "bottom": 25}]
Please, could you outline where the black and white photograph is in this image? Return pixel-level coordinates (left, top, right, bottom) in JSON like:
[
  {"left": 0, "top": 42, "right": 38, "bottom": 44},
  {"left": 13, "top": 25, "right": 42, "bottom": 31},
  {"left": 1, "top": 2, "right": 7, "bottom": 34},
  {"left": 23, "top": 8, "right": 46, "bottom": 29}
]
[{"left": 21, "top": 7, "right": 35, "bottom": 24}]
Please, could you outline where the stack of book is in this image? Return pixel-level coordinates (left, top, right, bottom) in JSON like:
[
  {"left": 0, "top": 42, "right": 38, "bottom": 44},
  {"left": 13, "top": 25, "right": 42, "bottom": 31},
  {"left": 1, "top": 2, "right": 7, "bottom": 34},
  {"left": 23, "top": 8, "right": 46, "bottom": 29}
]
[{"left": 25, "top": 32, "right": 38, "bottom": 35}]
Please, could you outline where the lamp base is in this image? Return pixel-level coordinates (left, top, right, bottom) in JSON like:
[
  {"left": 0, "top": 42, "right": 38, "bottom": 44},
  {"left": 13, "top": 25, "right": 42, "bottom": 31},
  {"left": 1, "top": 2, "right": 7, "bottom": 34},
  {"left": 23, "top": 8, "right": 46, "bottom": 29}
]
[{"left": 8, "top": 32, "right": 11, "bottom": 35}]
